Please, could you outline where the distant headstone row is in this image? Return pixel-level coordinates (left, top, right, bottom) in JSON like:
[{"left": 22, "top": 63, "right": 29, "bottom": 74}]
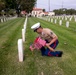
[
  {"left": 38, "top": 15, "right": 76, "bottom": 28},
  {"left": 0, "top": 18, "right": 7, "bottom": 23},
  {"left": 38, "top": 15, "right": 76, "bottom": 22},
  {"left": 0, "top": 16, "right": 17, "bottom": 23},
  {"left": 59, "top": 20, "right": 69, "bottom": 28}
]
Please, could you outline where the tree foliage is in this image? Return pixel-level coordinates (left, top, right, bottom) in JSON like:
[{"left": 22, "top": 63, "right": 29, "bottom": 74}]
[
  {"left": 20, "top": 0, "right": 36, "bottom": 13},
  {"left": 4, "top": 0, "right": 16, "bottom": 9},
  {"left": 4, "top": 0, "right": 36, "bottom": 13},
  {"left": 0, "top": 0, "right": 5, "bottom": 11},
  {"left": 53, "top": 8, "right": 76, "bottom": 15},
  {"left": 0, "top": 0, "right": 37, "bottom": 16}
]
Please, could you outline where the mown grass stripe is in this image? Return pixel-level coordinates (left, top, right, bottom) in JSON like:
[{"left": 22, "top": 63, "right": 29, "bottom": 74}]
[
  {"left": 0, "top": 17, "right": 76, "bottom": 75},
  {"left": 26, "top": 17, "right": 76, "bottom": 75},
  {"left": 23, "top": 17, "right": 38, "bottom": 75},
  {"left": 0, "top": 18, "right": 21, "bottom": 34},
  {"left": 0, "top": 18, "right": 25, "bottom": 75}
]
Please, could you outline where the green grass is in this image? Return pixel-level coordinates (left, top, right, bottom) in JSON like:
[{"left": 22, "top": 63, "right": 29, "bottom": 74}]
[{"left": 0, "top": 17, "right": 76, "bottom": 75}]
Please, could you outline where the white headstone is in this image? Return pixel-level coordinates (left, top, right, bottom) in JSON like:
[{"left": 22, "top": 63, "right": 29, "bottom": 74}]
[
  {"left": 44, "top": 18, "right": 45, "bottom": 20},
  {"left": 46, "top": 18, "right": 48, "bottom": 21},
  {"left": 69, "top": 18, "right": 72, "bottom": 21},
  {"left": 24, "top": 27, "right": 26, "bottom": 33},
  {"left": 66, "top": 21, "right": 69, "bottom": 28},
  {"left": 75, "top": 18, "right": 76, "bottom": 22},
  {"left": 24, "top": 25, "right": 26, "bottom": 30},
  {"left": 59, "top": 20, "right": 62, "bottom": 25},
  {"left": 24, "top": 21, "right": 26, "bottom": 26},
  {"left": 22, "top": 29, "right": 25, "bottom": 42},
  {"left": 46, "top": 18, "right": 47, "bottom": 21},
  {"left": 48, "top": 18, "right": 50, "bottom": 22},
  {"left": 56, "top": 16, "right": 58, "bottom": 19},
  {"left": 25, "top": 19, "right": 27, "bottom": 25},
  {"left": 51, "top": 19, "right": 53, "bottom": 23},
  {"left": 54, "top": 19, "right": 57, "bottom": 24},
  {"left": 18, "top": 39, "right": 23, "bottom": 62},
  {"left": 65, "top": 17, "right": 67, "bottom": 20},
  {"left": 1, "top": 19, "right": 3, "bottom": 23}
]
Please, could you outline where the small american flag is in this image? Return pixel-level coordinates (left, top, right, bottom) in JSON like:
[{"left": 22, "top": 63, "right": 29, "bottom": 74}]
[
  {"left": 30, "top": 37, "right": 46, "bottom": 50},
  {"left": 34, "top": 37, "right": 46, "bottom": 49},
  {"left": 34, "top": 42, "right": 42, "bottom": 49}
]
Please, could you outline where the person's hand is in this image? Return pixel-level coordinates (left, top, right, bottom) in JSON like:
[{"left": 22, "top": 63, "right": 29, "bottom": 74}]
[
  {"left": 46, "top": 43, "right": 55, "bottom": 52},
  {"left": 45, "top": 43, "right": 50, "bottom": 47},
  {"left": 30, "top": 45, "right": 35, "bottom": 51},
  {"left": 30, "top": 47, "right": 35, "bottom": 51}
]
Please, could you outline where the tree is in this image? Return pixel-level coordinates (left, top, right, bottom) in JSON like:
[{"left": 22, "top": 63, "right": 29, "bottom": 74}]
[
  {"left": 4, "top": 0, "right": 16, "bottom": 9},
  {"left": 0, "top": 0, "right": 5, "bottom": 11},
  {"left": 0, "top": 0, "right": 37, "bottom": 16},
  {"left": 53, "top": 8, "right": 76, "bottom": 15},
  {"left": 20, "top": 0, "right": 36, "bottom": 13},
  {"left": 4, "top": 0, "right": 37, "bottom": 16},
  {"left": 43, "top": 9, "right": 46, "bottom": 12}
]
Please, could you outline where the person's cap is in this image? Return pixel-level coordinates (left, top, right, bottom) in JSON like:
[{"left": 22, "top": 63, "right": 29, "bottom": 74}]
[{"left": 31, "top": 22, "right": 40, "bottom": 32}]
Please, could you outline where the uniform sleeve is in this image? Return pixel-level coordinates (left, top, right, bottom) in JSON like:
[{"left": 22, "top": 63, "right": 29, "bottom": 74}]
[{"left": 46, "top": 29, "right": 57, "bottom": 38}]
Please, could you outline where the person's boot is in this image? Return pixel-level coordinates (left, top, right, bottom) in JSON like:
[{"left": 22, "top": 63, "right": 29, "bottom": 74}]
[{"left": 58, "top": 51, "right": 63, "bottom": 57}]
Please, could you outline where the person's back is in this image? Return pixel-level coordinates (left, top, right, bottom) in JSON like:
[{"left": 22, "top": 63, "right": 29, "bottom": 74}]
[{"left": 39, "top": 28, "right": 58, "bottom": 43}]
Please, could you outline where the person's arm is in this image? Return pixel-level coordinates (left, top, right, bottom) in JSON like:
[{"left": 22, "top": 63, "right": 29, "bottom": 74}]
[
  {"left": 45, "top": 29, "right": 58, "bottom": 51},
  {"left": 46, "top": 44, "right": 55, "bottom": 52},
  {"left": 48, "top": 36, "right": 58, "bottom": 45},
  {"left": 46, "top": 36, "right": 57, "bottom": 52}
]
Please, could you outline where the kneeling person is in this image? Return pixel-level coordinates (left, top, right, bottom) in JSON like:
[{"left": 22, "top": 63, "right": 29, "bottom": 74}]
[{"left": 31, "top": 22, "right": 63, "bottom": 57}]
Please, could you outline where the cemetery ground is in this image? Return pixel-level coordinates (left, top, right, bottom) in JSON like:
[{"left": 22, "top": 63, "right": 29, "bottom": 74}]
[{"left": 0, "top": 17, "right": 76, "bottom": 75}]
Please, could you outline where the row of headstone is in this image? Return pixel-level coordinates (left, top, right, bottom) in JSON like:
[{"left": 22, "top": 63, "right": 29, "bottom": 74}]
[
  {"left": 0, "top": 18, "right": 7, "bottom": 23},
  {"left": 22, "top": 17, "right": 27, "bottom": 42},
  {"left": 50, "top": 18, "right": 70, "bottom": 28},
  {"left": 0, "top": 16, "right": 17, "bottom": 23},
  {"left": 49, "top": 15, "right": 76, "bottom": 22},
  {"left": 58, "top": 20, "right": 69, "bottom": 28},
  {"left": 38, "top": 16, "right": 70, "bottom": 28},
  {"left": 18, "top": 16, "right": 28, "bottom": 62},
  {"left": 54, "top": 16, "right": 76, "bottom": 22}
]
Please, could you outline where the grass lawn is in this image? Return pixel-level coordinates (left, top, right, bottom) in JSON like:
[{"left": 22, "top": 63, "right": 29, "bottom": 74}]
[{"left": 0, "top": 17, "right": 76, "bottom": 75}]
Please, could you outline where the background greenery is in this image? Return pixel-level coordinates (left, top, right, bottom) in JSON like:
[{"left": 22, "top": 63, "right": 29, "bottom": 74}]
[{"left": 0, "top": 0, "right": 36, "bottom": 16}]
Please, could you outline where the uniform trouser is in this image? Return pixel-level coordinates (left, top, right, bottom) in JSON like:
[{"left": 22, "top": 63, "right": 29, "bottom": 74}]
[{"left": 40, "top": 40, "right": 61, "bottom": 56}]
